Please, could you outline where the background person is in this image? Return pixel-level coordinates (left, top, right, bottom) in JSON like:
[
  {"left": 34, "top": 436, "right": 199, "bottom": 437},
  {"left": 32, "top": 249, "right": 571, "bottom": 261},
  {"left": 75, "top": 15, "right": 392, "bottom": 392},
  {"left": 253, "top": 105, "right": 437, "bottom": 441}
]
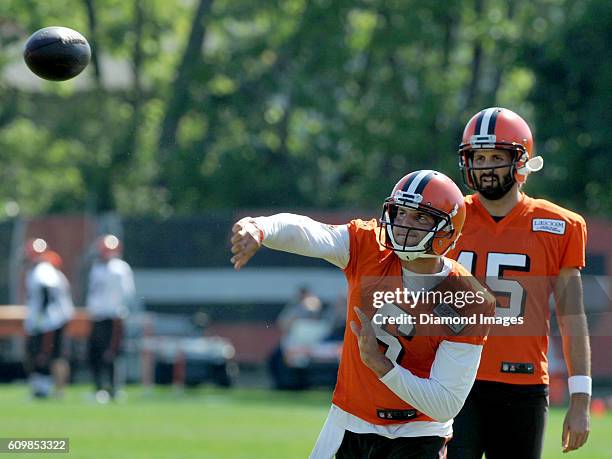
[
  {"left": 23, "top": 238, "right": 74, "bottom": 399},
  {"left": 86, "top": 234, "right": 135, "bottom": 402}
]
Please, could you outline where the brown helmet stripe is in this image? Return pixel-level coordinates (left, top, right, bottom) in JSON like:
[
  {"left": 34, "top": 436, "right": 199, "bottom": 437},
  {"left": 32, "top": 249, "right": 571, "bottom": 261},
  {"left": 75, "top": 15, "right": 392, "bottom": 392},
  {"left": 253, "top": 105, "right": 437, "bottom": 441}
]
[
  {"left": 476, "top": 107, "right": 500, "bottom": 136},
  {"left": 401, "top": 170, "right": 436, "bottom": 195},
  {"left": 474, "top": 110, "right": 485, "bottom": 135},
  {"left": 486, "top": 108, "right": 499, "bottom": 135}
]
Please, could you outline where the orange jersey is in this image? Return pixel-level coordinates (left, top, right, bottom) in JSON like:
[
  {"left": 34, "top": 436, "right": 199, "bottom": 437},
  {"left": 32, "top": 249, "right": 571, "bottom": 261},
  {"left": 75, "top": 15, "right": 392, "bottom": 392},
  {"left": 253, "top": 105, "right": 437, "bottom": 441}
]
[
  {"left": 447, "top": 194, "right": 587, "bottom": 385},
  {"left": 331, "top": 219, "right": 494, "bottom": 425}
]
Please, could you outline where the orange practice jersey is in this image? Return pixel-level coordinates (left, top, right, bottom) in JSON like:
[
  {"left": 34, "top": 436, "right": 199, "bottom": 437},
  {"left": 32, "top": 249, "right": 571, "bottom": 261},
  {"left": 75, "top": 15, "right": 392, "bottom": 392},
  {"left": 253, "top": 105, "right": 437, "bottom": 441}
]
[
  {"left": 448, "top": 194, "right": 587, "bottom": 385},
  {"left": 331, "top": 219, "right": 494, "bottom": 425}
]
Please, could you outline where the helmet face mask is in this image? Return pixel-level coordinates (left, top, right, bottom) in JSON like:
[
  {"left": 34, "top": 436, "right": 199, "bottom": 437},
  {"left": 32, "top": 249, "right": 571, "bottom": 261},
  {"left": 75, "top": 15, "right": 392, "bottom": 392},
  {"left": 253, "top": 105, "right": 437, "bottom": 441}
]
[
  {"left": 380, "top": 201, "right": 451, "bottom": 260},
  {"left": 379, "top": 170, "right": 465, "bottom": 261},
  {"left": 459, "top": 148, "right": 520, "bottom": 200}
]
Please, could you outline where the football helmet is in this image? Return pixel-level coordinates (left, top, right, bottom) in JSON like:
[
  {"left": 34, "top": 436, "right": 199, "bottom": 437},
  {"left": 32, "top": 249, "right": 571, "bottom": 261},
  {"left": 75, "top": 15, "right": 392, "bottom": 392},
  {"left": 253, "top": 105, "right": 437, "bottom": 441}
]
[
  {"left": 379, "top": 170, "right": 466, "bottom": 261},
  {"left": 458, "top": 107, "right": 543, "bottom": 199},
  {"left": 97, "top": 234, "right": 122, "bottom": 259},
  {"left": 24, "top": 238, "right": 48, "bottom": 262}
]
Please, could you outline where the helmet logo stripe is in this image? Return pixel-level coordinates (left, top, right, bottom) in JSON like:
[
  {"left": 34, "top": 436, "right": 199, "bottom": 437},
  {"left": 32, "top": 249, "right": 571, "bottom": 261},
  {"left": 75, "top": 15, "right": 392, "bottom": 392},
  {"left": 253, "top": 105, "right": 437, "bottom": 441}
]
[
  {"left": 474, "top": 110, "right": 485, "bottom": 134},
  {"left": 487, "top": 108, "right": 499, "bottom": 134},
  {"left": 413, "top": 171, "right": 435, "bottom": 195},
  {"left": 479, "top": 107, "right": 498, "bottom": 136},
  {"left": 406, "top": 170, "right": 435, "bottom": 195}
]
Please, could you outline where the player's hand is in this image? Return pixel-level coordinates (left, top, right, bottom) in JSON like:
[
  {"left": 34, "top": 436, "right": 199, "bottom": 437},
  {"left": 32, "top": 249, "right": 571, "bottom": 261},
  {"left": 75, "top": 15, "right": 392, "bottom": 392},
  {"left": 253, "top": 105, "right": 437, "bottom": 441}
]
[
  {"left": 350, "top": 307, "right": 393, "bottom": 378},
  {"left": 562, "top": 393, "right": 590, "bottom": 453},
  {"left": 230, "top": 217, "right": 263, "bottom": 271}
]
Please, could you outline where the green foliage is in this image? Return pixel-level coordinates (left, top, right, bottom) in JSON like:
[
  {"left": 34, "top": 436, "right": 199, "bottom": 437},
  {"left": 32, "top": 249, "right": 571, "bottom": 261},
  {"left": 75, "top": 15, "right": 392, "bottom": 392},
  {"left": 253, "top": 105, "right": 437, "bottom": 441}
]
[
  {"left": 0, "top": 118, "right": 86, "bottom": 216},
  {"left": 525, "top": 0, "right": 612, "bottom": 215},
  {"left": 0, "top": 0, "right": 608, "bottom": 217}
]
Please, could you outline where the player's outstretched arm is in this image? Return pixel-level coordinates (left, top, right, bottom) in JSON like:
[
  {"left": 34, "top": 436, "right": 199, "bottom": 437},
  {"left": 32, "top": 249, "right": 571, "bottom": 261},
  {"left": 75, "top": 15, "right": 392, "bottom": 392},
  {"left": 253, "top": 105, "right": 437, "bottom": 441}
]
[{"left": 230, "top": 214, "right": 350, "bottom": 271}]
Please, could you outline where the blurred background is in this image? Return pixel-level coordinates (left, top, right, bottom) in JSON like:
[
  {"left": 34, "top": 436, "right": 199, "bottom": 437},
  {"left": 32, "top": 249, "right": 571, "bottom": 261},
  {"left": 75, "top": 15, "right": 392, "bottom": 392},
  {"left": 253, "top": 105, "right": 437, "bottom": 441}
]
[{"left": 0, "top": 0, "right": 611, "bottom": 457}]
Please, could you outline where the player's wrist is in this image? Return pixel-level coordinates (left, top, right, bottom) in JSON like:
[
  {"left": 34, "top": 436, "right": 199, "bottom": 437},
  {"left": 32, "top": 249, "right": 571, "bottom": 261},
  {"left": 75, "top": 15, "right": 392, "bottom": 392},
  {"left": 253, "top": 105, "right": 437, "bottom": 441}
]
[
  {"left": 367, "top": 354, "right": 393, "bottom": 378},
  {"left": 250, "top": 218, "right": 266, "bottom": 244},
  {"left": 568, "top": 375, "right": 592, "bottom": 396},
  {"left": 569, "top": 392, "right": 590, "bottom": 409}
]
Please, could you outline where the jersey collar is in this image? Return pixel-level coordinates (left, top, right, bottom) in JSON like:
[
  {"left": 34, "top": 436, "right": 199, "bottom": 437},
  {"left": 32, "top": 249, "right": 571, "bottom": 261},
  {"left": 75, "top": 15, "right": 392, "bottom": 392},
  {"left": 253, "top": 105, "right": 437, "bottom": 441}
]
[{"left": 472, "top": 192, "right": 531, "bottom": 233}]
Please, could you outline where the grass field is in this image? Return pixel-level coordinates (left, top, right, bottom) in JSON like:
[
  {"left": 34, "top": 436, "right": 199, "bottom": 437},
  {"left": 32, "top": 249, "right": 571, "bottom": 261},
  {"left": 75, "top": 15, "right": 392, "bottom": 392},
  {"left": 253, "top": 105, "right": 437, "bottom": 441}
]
[{"left": 1, "top": 385, "right": 610, "bottom": 459}]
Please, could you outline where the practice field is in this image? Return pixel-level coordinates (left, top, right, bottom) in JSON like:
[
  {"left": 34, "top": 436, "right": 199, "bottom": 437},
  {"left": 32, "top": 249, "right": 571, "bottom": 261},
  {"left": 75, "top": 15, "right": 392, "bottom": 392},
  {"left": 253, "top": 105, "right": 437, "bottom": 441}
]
[{"left": 1, "top": 385, "right": 610, "bottom": 459}]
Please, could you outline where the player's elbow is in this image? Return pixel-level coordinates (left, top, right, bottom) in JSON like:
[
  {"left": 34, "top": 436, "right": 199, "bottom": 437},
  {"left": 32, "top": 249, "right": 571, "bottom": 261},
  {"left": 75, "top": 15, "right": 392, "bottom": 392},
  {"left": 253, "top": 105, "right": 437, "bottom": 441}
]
[
  {"left": 429, "top": 390, "right": 464, "bottom": 423},
  {"left": 428, "top": 406, "right": 460, "bottom": 423},
  {"left": 428, "top": 408, "right": 455, "bottom": 423},
  {"left": 435, "top": 415, "right": 453, "bottom": 423}
]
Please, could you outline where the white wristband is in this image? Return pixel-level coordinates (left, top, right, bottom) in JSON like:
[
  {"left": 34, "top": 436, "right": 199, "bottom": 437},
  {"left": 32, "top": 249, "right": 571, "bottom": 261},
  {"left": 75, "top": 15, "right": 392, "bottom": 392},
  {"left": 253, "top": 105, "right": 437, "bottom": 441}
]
[
  {"left": 568, "top": 375, "right": 592, "bottom": 395},
  {"left": 252, "top": 217, "right": 272, "bottom": 243}
]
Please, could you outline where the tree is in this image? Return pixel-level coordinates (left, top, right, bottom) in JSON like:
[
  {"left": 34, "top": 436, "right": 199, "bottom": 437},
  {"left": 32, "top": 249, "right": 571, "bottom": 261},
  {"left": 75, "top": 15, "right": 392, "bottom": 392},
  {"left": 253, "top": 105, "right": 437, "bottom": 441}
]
[
  {"left": 0, "top": 0, "right": 608, "bottom": 217},
  {"left": 526, "top": 0, "right": 612, "bottom": 215}
]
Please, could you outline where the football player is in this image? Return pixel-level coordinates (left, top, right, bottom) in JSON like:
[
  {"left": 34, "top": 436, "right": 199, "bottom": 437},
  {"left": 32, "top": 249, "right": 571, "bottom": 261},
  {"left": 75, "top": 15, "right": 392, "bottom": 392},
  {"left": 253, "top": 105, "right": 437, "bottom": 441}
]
[
  {"left": 446, "top": 107, "right": 591, "bottom": 458},
  {"left": 231, "top": 170, "right": 495, "bottom": 459},
  {"left": 86, "top": 234, "right": 135, "bottom": 402},
  {"left": 23, "top": 239, "right": 74, "bottom": 398}
]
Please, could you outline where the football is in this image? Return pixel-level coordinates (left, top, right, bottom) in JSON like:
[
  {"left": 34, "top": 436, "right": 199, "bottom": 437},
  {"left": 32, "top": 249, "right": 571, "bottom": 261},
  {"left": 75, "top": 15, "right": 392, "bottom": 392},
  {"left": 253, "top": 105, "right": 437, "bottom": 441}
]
[{"left": 23, "top": 26, "right": 91, "bottom": 81}]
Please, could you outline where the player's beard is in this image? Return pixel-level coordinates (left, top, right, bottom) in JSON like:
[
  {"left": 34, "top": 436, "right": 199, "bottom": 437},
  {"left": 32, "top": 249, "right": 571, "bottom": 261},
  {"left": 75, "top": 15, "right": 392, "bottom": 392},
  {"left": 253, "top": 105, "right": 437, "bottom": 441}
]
[{"left": 477, "top": 171, "right": 514, "bottom": 200}]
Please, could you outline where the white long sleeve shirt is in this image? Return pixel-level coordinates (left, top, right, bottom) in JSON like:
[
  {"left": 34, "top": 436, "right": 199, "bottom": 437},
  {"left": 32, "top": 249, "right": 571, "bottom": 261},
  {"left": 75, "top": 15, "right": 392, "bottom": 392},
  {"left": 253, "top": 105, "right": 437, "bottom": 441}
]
[
  {"left": 25, "top": 261, "right": 75, "bottom": 334},
  {"left": 86, "top": 258, "right": 135, "bottom": 321},
  {"left": 254, "top": 213, "right": 483, "bottom": 443}
]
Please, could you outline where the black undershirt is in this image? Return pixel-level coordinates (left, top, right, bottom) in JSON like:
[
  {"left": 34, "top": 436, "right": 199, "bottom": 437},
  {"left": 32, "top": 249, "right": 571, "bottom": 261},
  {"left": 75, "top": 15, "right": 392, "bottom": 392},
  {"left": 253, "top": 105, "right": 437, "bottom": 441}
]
[{"left": 491, "top": 215, "right": 505, "bottom": 222}]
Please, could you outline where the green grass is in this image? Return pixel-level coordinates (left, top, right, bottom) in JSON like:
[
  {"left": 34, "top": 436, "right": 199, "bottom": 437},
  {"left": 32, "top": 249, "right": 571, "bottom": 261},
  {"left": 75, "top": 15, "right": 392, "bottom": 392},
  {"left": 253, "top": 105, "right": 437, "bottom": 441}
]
[{"left": 0, "top": 385, "right": 610, "bottom": 458}]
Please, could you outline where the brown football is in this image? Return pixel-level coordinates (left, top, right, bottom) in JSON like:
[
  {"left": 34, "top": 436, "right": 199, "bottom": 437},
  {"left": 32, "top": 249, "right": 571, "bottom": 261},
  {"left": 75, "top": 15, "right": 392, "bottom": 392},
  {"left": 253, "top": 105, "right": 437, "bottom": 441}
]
[{"left": 24, "top": 26, "right": 91, "bottom": 81}]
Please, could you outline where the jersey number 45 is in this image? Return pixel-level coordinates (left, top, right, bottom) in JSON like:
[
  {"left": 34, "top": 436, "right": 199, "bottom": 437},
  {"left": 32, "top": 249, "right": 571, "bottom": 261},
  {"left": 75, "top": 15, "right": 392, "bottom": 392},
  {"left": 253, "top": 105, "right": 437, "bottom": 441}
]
[{"left": 458, "top": 251, "right": 530, "bottom": 319}]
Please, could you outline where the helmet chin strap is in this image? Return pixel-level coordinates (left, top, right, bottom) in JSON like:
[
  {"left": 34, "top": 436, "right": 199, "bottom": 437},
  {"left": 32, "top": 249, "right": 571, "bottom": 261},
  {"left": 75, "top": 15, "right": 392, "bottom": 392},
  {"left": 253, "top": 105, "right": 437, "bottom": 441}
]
[
  {"left": 385, "top": 222, "right": 433, "bottom": 260},
  {"left": 395, "top": 251, "right": 424, "bottom": 261},
  {"left": 411, "top": 253, "right": 441, "bottom": 259},
  {"left": 395, "top": 251, "right": 442, "bottom": 262}
]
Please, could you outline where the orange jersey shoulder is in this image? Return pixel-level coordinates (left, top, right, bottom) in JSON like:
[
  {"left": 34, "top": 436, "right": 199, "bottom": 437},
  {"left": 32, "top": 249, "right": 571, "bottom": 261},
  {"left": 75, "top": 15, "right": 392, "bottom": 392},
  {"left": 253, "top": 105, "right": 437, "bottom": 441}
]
[
  {"left": 344, "top": 218, "right": 394, "bottom": 279},
  {"left": 453, "top": 194, "right": 587, "bottom": 273},
  {"left": 527, "top": 197, "right": 586, "bottom": 225},
  {"left": 463, "top": 194, "right": 586, "bottom": 225}
]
